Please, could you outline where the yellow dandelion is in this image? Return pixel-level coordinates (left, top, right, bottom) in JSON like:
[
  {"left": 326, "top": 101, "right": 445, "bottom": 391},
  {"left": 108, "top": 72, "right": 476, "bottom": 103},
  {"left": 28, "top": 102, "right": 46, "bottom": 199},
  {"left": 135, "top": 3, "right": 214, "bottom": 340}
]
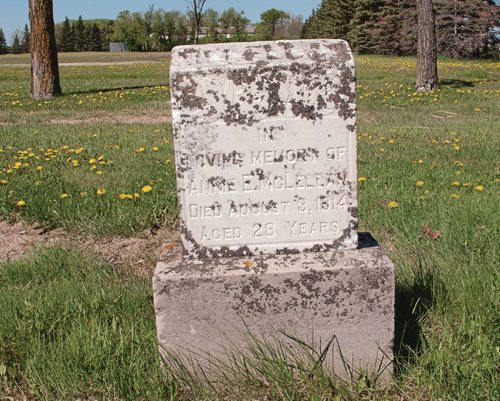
[
  {"left": 80, "top": 191, "right": 87, "bottom": 197},
  {"left": 387, "top": 201, "right": 399, "bottom": 208},
  {"left": 16, "top": 199, "right": 26, "bottom": 207},
  {"left": 417, "top": 159, "right": 424, "bottom": 164},
  {"left": 451, "top": 181, "right": 461, "bottom": 187},
  {"left": 474, "top": 185, "right": 484, "bottom": 192},
  {"left": 89, "top": 158, "right": 96, "bottom": 164},
  {"left": 96, "top": 170, "right": 103, "bottom": 175},
  {"left": 463, "top": 182, "right": 473, "bottom": 187},
  {"left": 60, "top": 193, "right": 69, "bottom": 199},
  {"left": 358, "top": 176, "right": 366, "bottom": 182},
  {"left": 142, "top": 185, "right": 153, "bottom": 193},
  {"left": 152, "top": 146, "right": 159, "bottom": 151},
  {"left": 450, "top": 194, "right": 460, "bottom": 199},
  {"left": 244, "top": 260, "right": 254, "bottom": 269},
  {"left": 96, "top": 188, "right": 106, "bottom": 195},
  {"left": 416, "top": 181, "right": 425, "bottom": 187},
  {"left": 36, "top": 166, "right": 43, "bottom": 171},
  {"left": 134, "top": 147, "right": 145, "bottom": 153},
  {"left": 133, "top": 192, "right": 140, "bottom": 198},
  {"left": 452, "top": 144, "right": 460, "bottom": 151},
  {"left": 0, "top": 179, "right": 7, "bottom": 185}
]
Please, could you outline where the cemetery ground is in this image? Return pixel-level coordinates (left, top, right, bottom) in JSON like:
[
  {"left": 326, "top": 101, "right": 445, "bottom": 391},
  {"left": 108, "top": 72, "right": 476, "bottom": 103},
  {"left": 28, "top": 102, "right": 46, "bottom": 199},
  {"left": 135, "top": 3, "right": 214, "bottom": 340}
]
[{"left": 0, "top": 51, "right": 498, "bottom": 400}]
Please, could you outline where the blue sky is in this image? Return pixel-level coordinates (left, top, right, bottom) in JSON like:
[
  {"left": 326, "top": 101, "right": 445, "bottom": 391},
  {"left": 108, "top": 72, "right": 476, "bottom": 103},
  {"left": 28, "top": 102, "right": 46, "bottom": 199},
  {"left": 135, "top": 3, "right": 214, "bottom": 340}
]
[{"left": 1, "top": 0, "right": 320, "bottom": 44}]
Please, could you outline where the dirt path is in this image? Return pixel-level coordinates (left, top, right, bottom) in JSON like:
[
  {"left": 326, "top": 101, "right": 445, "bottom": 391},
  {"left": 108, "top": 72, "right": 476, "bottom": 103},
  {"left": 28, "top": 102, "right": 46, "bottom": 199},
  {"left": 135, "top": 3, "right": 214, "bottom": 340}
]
[
  {"left": 0, "top": 220, "right": 178, "bottom": 277},
  {"left": 0, "top": 60, "right": 167, "bottom": 68}
]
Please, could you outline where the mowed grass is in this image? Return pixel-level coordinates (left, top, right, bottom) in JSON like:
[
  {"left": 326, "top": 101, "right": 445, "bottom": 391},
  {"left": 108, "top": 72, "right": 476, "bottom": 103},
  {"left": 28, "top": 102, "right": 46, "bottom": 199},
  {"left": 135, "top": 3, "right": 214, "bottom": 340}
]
[{"left": 0, "top": 53, "right": 499, "bottom": 400}]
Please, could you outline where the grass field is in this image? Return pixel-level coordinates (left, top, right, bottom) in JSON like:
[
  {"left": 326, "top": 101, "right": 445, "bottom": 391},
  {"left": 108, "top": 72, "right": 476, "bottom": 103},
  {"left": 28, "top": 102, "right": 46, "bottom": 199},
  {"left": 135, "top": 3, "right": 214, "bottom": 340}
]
[{"left": 0, "top": 51, "right": 499, "bottom": 400}]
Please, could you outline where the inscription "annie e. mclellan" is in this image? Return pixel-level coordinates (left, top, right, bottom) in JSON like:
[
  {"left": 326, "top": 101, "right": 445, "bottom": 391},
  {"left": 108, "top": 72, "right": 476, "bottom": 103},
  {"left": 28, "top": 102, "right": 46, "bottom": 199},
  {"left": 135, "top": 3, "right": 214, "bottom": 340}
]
[{"left": 186, "top": 171, "right": 347, "bottom": 195}]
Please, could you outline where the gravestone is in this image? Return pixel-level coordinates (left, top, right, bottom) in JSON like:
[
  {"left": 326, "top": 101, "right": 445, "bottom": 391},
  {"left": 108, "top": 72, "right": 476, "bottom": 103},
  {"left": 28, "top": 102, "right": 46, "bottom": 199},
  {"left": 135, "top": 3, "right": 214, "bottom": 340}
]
[{"left": 154, "top": 39, "right": 394, "bottom": 378}]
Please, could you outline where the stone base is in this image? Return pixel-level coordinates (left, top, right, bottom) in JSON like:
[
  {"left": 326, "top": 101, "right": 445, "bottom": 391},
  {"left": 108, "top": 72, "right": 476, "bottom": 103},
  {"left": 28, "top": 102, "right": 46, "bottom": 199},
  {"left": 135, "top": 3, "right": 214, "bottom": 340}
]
[{"left": 153, "top": 233, "right": 394, "bottom": 380}]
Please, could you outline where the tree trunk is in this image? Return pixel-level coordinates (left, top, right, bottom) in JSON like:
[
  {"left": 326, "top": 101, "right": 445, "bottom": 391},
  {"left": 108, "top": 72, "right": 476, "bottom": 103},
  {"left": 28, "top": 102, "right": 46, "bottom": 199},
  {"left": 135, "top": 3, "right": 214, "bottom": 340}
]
[
  {"left": 416, "top": 0, "right": 438, "bottom": 92},
  {"left": 29, "top": 0, "right": 61, "bottom": 99}
]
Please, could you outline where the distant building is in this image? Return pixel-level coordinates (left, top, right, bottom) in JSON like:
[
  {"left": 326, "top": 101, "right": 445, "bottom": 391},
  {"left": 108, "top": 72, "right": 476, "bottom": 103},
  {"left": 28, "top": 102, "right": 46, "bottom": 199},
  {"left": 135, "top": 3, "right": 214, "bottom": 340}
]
[{"left": 109, "top": 42, "right": 128, "bottom": 52}]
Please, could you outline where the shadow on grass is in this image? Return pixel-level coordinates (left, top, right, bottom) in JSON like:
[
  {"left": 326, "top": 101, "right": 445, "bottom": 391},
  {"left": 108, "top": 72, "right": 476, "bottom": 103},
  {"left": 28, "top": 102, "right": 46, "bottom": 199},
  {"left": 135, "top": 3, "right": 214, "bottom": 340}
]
[
  {"left": 440, "top": 79, "right": 475, "bottom": 88},
  {"left": 393, "top": 260, "right": 434, "bottom": 375},
  {"left": 65, "top": 84, "right": 163, "bottom": 96}
]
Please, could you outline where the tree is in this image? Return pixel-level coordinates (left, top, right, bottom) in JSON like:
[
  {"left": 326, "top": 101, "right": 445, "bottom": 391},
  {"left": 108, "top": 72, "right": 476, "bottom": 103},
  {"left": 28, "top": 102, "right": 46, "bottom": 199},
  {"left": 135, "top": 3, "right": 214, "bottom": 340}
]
[
  {"left": 219, "top": 8, "right": 249, "bottom": 38},
  {"left": 416, "top": 0, "right": 438, "bottom": 92},
  {"left": 186, "top": 0, "right": 208, "bottom": 44},
  {"left": 260, "top": 8, "right": 290, "bottom": 38},
  {"left": 0, "top": 28, "right": 7, "bottom": 54},
  {"left": 59, "top": 17, "right": 74, "bottom": 52},
  {"left": 164, "top": 11, "right": 189, "bottom": 50},
  {"left": 29, "top": 0, "right": 61, "bottom": 98},
  {"left": 435, "top": 0, "right": 499, "bottom": 58},
  {"left": 21, "top": 24, "right": 30, "bottom": 53},
  {"left": 203, "top": 8, "right": 219, "bottom": 40},
  {"left": 74, "top": 16, "right": 86, "bottom": 51},
  {"left": 11, "top": 32, "right": 22, "bottom": 54},
  {"left": 89, "top": 24, "right": 102, "bottom": 51}
]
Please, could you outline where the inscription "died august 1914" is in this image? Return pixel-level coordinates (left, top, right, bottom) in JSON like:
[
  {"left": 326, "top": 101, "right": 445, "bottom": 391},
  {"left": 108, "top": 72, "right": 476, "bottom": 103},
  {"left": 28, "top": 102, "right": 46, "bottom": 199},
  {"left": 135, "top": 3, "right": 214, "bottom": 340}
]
[{"left": 170, "top": 40, "right": 357, "bottom": 255}]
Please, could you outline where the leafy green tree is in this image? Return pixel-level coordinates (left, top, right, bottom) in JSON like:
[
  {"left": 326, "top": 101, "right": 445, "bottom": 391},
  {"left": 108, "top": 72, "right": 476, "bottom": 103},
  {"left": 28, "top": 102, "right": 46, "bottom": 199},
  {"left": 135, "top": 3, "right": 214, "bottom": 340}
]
[
  {"left": 260, "top": 8, "right": 289, "bottom": 38},
  {"left": 163, "top": 11, "right": 188, "bottom": 49},
  {"left": 0, "top": 28, "right": 8, "bottom": 54},
  {"left": 219, "top": 8, "right": 249, "bottom": 38},
  {"left": 21, "top": 24, "right": 30, "bottom": 53},
  {"left": 203, "top": 8, "right": 219, "bottom": 40}
]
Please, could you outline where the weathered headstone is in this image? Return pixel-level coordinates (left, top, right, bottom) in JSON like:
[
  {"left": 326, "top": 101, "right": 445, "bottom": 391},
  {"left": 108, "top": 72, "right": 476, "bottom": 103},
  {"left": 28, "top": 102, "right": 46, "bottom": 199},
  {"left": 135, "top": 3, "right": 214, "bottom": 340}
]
[{"left": 154, "top": 39, "right": 394, "bottom": 378}]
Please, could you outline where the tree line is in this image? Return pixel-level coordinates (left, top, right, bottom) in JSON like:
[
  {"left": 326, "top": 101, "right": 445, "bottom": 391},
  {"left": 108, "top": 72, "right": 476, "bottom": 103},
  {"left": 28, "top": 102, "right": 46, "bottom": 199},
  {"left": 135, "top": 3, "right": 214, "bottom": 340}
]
[
  {"left": 0, "top": 6, "right": 303, "bottom": 55},
  {"left": 56, "top": 16, "right": 113, "bottom": 52},
  {"left": 111, "top": 6, "right": 303, "bottom": 51},
  {"left": 302, "top": 0, "right": 499, "bottom": 58},
  {"left": 0, "top": 25, "right": 30, "bottom": 54}
]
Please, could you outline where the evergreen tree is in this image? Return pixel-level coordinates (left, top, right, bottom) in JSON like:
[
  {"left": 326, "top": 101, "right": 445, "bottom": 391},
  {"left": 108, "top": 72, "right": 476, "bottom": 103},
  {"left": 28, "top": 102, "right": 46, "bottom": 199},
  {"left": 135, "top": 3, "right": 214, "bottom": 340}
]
[
  {"left": 89, "top": 24, "right": 102, "bottom": 51},
  {"left": 302, "top": 0, "right": 356, "bottom": 39},
  {"left": 347, "top": 0, "right": 384, "bottom": 53},
  {"left": 11, "top": 33, "right": 22, "bottom": 54},
  {"left": 74, "top": 16, "right": 86, "bottom": 51},
  {"left": 84, "top": 24, "right": 92, "bottom": 51},
  {"left": 435, "top": 0, "right": 499, "bottom": 58},
  {"left": 21, "top": 24, "right": 30, "bottom": 53},
  {"left": 0, "top": 28, "right": 7, "bottom": 54},
  {"left": 59, "top": 17, "right": 74, "bottom": 51}
]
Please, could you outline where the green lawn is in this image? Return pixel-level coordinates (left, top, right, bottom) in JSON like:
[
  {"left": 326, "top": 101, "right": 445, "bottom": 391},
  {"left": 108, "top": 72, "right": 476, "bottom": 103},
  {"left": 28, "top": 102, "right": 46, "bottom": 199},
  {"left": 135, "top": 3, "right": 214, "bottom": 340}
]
[{"left": 0, "top": 52, "right": 499, "bottom": 400}]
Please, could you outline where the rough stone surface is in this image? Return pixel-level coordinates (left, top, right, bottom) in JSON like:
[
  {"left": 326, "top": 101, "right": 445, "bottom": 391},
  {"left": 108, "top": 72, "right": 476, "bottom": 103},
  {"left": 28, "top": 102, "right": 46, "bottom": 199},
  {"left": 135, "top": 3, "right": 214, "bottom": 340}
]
[
  {"left": 170, "top": 39, "right": 357, "bottom": 257},
  {"left": 154, "top": 233, "right": 394, "bottom": 378}
]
